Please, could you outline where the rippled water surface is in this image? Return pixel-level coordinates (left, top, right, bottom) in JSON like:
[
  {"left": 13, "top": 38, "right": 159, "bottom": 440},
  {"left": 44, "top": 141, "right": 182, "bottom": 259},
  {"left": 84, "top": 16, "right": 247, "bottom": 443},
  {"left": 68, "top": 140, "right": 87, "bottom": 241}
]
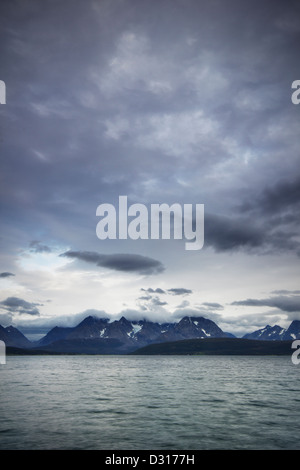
[{"left": 0, "top": 355, "right": 299, "bottom": 449}]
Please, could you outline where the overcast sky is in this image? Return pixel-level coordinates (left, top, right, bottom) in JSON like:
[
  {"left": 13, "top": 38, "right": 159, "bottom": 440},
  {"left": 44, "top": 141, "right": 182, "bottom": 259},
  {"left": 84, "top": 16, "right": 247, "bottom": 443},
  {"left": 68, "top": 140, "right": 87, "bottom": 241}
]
[{"left": 0, "top": 0, "right": 300, "bottom": 339}]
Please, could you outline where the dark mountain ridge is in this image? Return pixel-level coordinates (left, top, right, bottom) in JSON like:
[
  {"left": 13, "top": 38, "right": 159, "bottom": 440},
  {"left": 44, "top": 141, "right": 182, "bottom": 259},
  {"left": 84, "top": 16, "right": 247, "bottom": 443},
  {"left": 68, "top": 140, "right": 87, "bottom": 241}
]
[
  {"left": 36, "top": 314, "right": 232, "bottom": 352},
  {"left": 1, "top": 316, "right": 300, "bottom": 355},
  {"left": 130, "top": 337, "right": 294, "bottom": 356}
]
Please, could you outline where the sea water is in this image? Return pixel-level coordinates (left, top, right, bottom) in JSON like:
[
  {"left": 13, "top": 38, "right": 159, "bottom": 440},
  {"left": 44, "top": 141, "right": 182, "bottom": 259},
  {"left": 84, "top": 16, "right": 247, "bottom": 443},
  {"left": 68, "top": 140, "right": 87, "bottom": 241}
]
[{"left": 0, "top": 355, "right": 299, "bottom": 450}]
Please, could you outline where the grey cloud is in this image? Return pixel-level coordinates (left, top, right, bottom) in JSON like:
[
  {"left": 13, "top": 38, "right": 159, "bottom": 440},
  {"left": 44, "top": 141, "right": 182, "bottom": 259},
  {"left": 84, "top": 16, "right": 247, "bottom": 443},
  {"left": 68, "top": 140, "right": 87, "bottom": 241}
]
[
  {"left": 60, "top": 250, "right": 165, "bottom": 275},
  {"left": 136, "top": 292, "right": 169, "bottom": 314},
  {"left": 140, "top": 287, "right": 193, "bottom": 299},
  {"left": 141, "top": 288, "right": 166, "bottom": 294},
  {"left": 271, "top": 290, "right": 300, "bottom": 295},
  {"left": 138, "top": 295, "right": 152, "bottom": 301},
  {"left": 231, "top": 295, "right": 300, "bottom": 313},
  {"left": 12, "top": 309, "right": 109, "bottom": 338},
  {"left": 0, "top": 312, "right": 13, "bottom": 325},
  {"left": 202, "top": 302, "right": 224, "bottom": 310},
  {"left": 171, "top": 307, "right": 222, "bottom": 323},
  {"left": 29, "top": 240, "right": 52, "bottom": 253},
  {"left": 218, "top": 312, "right": 288, "bottom": 338},
  {"left": 176, "top": 300, "right": 190, "bottom": 309},
  {"left": 150, "top": 296, "right": 168, "bottom": 307},
  {"left": 117, "top": 308, "right": 171, "bottom": 324},
  {"left": 0, "top": 272, "right": 15, "bottom": 278},
  {"left": 0, "top": 297, "right": 41, "bottom": 316},
  {"left": 167, "top": 288, "right": 192, "bottom": 296}
]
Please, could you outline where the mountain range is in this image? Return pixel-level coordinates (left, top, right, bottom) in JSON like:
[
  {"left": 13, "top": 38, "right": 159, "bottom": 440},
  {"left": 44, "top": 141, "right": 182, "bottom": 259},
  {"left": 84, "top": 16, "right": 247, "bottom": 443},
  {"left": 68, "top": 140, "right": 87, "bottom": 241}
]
[{"left": 1, "top": 315, "right": 299, "bottom": 355}]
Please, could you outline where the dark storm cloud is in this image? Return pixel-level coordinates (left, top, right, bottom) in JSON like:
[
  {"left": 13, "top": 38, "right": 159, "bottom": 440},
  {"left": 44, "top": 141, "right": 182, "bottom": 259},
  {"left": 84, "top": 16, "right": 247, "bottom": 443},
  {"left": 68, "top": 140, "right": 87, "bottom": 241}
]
[
  {"left": 60, "top": 250, "right": 165, "bottom": 275},
  {"left": 0, "top": 297, "right": 41, "bottom": 316},
  {"left": 230, "top": 174, "right": 300, "bottom": 256},
  {"left": 0, "top": 0, "right": 298, "bottom": 263},
  {"left": 240, "top": 175, "right": 300, "bottom": 216},
  {"left": 0, "top": 272, "right": 15, "bottom": 278},
  {"left": 204, "top": 212, "right": 300, "bottom": 256},
  {"left": 232, "top": 295, "right": 300, "bottom": 313},
  {"left": 205, "top": 213, "right": 264, "bottom": 252}
]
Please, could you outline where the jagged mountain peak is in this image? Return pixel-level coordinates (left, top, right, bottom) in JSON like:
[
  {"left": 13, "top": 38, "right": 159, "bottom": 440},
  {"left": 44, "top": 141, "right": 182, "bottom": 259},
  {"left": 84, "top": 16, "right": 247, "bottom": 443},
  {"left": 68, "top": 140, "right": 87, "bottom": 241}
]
[
  {"left": 243, "top": 324, "right": 286, "bottom": 341},
  {"left": 77, "top": 315, "right": 109, "bottom": 326},
  {"left": 283, "top": 320, "right": 300, "bottom": 340},
  {"left": 0, "top": 324, "right": 32, "bottom": 348},
  {"left": 118, "top": 316, "right": 131, "bottom": 324}
]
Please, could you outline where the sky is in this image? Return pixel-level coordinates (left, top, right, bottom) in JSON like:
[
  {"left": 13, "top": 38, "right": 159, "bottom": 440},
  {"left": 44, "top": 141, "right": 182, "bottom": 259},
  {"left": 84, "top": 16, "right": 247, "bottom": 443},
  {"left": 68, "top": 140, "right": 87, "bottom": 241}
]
[{"left": 0, "top": 0, "right": 300, "bottom": 340}]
